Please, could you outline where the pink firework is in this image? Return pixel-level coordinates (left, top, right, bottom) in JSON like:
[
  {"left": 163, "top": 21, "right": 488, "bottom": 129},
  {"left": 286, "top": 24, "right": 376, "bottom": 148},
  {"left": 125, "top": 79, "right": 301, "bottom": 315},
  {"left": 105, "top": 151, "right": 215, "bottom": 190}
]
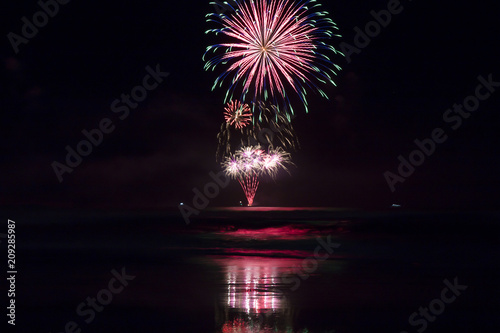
[
  {"left": 224, "top": 100, "right": 252, "bottom": 129},
  {"left": 238, "top": 175, "right": 259, "bottom": 206},
  {"left": 204, "top": 0, "right": 343, "bottom": 113},
  {"left": 222, "top": 146, "right": 292, "bottom": 206}
]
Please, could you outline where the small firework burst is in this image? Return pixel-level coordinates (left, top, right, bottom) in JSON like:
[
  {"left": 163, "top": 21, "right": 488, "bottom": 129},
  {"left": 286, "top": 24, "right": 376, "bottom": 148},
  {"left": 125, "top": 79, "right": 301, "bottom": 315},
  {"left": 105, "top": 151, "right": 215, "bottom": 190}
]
[
  {"left": 224, "top": 100, "right": 252, "bottom": 129},
  {"left": 222, "top": 145, "right": 292, "bottom": 205}
]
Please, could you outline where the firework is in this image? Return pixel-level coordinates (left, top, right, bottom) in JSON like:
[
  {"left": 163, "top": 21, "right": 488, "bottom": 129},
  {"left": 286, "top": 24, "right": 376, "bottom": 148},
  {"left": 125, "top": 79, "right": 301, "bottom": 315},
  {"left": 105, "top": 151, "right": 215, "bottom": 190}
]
[
  {"left": 204, "top": 0, "right": 343, "bottom": 113},
  {"left": 224, "top": 100, "right": 252, "bottom": 129},
  {"left": 222, "top": 146, "right": 292, "bottom": 205},
  {"left": 216, "top": 101, "right": 299, "bottom": 162}
]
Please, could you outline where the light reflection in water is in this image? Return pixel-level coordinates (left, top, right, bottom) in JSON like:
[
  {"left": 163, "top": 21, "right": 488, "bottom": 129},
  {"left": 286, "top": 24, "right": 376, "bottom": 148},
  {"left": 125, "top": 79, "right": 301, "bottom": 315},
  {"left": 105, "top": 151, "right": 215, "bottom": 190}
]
[{"left": 213, "top": 256, "right": 302, "bottom": 333}]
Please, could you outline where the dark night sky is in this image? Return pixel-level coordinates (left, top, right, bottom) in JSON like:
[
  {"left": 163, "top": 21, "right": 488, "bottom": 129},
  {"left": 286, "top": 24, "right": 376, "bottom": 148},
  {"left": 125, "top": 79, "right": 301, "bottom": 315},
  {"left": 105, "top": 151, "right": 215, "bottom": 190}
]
[{"left": 0, "top": 0, "right": 499, "bottom": 210}]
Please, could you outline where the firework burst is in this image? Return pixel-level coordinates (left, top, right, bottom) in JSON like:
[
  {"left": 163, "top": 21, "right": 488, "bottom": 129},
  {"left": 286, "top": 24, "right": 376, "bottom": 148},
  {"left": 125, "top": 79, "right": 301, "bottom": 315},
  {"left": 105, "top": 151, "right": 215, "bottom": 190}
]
[
  {"left": 204, "top": 0, "right": 343, "bottom": 113},
  {"left": 224, "top": 100, "right": 252, "bottom": 129},
  {"left": 222, "top": 145, "right": 292, "bottom": 205}
]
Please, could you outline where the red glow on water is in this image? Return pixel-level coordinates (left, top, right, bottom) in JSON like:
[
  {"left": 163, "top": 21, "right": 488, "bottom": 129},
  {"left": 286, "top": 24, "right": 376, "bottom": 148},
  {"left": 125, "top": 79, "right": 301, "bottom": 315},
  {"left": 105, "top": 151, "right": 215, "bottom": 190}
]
[
  {"left": 223, "top": 248, "right": 311, "bottom": 257},
  {"left": 212, "top": 256, "right": 301, "bottom": 314},
  {"left": 217, "top": 225, "right": 316, "bottom": 241},
  {"left": 212, "top": 255, "right": 343, "bottom": 332},
  {"left": 213, "top": 255, "right": 303, "bottom": 268}
]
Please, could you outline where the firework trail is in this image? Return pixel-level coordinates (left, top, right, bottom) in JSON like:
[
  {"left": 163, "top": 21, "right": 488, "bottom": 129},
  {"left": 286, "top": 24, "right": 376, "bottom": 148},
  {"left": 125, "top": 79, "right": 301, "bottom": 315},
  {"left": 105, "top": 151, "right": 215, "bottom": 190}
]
[
  {"left": 238, "top": 175, "right": 259, "bottom": 207},
  {"left": 217, "top": 101, "right": 299, "bottom": 162},
  {"left": 204, "top": 0, "right": 343, "bottom": 114},
  {"left": 222, "top": 146, "right": 292, "bottom": 205},
  {"left": 254, "top": 101, "right": 299, "bottom": 150}
]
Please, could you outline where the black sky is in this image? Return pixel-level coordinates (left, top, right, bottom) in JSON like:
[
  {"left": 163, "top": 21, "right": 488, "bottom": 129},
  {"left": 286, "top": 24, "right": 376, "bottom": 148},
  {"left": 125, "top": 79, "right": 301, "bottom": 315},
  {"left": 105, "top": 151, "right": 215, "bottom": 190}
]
[{"left": 1, "top": 0, "right": 499, "bottom": 210}]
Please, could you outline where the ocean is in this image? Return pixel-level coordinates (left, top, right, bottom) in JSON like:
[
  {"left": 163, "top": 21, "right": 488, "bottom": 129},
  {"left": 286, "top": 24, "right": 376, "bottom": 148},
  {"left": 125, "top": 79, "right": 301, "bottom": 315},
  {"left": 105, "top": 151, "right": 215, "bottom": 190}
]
[{"left": 6, "top": 207, "right": 500, "bottom": 332}]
